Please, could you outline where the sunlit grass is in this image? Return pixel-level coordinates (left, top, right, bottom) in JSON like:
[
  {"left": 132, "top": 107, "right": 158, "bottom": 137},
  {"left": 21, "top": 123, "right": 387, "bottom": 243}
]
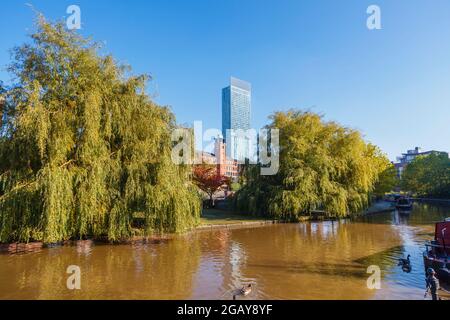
[{"left": 200, "top": 209, "right": 269, "bottom": 226}]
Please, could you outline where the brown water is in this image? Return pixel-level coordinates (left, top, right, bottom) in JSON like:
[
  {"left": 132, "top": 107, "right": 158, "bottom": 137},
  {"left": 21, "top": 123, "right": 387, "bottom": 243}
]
[{"left": 0, "top": 203, "right": 448, "bottom": 300}]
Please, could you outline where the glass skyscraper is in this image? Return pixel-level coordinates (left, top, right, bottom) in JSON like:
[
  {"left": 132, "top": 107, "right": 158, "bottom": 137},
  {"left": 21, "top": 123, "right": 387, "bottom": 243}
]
[{"left": 222, "top": 77, "right": 252, "bottom": 161}]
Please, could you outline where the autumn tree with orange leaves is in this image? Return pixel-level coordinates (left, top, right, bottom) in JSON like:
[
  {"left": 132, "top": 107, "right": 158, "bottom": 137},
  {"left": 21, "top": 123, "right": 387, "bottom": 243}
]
[{"left": 192, "top": 165, "right": 230, "bottom": 207}]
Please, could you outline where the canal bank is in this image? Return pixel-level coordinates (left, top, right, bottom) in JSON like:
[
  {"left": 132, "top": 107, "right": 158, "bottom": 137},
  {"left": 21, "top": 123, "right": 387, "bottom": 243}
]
[
  {"left": 363, "top": 200, "right": 396, "bottom": 215},
  {"left": 0, "top": 202, "right": 397, "bottom": 254}
]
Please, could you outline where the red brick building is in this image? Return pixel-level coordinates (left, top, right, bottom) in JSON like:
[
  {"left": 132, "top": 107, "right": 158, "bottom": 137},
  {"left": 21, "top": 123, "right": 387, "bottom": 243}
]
[
  {"left": 195, "top": 138, "right": 240, "bottom": 181},
  {"left": 214, "top": 138, "right": 240, "bottom": 181}
]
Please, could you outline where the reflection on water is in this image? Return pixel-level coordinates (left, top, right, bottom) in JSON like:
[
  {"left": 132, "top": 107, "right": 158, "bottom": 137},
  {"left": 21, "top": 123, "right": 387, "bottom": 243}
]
[
  {"left": 358, "top": 202, "right": 449, "bottom": 227},
  {"left": 0, "top": 203, "right": 448, "bottom": 300},
  {"left": 356, "top": 202, "right": 449, "bottom": 299}
]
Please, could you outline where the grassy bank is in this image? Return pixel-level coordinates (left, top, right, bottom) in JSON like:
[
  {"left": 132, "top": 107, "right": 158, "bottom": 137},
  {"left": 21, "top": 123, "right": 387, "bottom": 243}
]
[
  {"left": 200, "top": 209, "right": 270, "bottom": 226},
  {"left": 199, "top": 207, "right": 326, "bottom": 228}
]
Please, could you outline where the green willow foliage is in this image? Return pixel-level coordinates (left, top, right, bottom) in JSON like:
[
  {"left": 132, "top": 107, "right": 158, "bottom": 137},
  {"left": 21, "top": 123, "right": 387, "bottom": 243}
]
[
  {"left": 373, "top": 164, "right": 398, "bottom": 197},
  {"left": 235, "top": 111, "right": 390, "bottom": 220},
  {"left": 401, "top": 153, "right": 450, "bottom": 198},
  {"left": 0, "top": 18, "right": 200, "bottom": 243}
]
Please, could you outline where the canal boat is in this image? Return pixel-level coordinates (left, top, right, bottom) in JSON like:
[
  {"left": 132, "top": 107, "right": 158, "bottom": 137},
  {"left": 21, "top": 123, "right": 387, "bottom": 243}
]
[
  {"left": 396, "top": 197, "right": 413, "bottom": 211},
  {"left": 423, "top": 218, "right": 450, "bottom": 285}
]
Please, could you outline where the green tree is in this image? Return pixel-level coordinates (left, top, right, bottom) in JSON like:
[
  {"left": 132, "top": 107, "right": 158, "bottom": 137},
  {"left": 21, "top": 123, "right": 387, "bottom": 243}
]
[
  {"left": 235, "top": 110, "right": 390, "bottom": 220},
  {"left": 373, "top": 163, "right": 398, "bottom": 197},
  {"left": 401, "top": 153, "right": 450, "bottom": 198},
  {"left": 0, "top": 17, "right": 200, "bottom": 243}
]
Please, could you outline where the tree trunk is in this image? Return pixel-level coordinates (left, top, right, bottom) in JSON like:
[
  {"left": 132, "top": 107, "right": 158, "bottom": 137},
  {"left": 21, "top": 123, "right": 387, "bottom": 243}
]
[{"left": 209, "top": 194, "right": 215, "bottom": 208}]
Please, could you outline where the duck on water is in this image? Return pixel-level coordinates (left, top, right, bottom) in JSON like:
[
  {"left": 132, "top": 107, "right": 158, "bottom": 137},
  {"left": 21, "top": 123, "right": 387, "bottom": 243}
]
[
  {"left": 233, "top": 284, "right": 252, "bottom": 300},
  {"left": 398, "top": 254, "right": 412, "bottom": 273}
]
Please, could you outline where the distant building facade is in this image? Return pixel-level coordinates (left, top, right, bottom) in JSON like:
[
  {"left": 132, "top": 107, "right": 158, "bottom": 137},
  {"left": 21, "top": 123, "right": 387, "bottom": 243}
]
[
  {"left": 394, "top": 147, "right": 449, "bottom": 178},
  {"left": 222, "top": 77, "right": 252, "bottom": 161},
  {"left": 195, "top": 150, "right": 216, "bottom": 165}
]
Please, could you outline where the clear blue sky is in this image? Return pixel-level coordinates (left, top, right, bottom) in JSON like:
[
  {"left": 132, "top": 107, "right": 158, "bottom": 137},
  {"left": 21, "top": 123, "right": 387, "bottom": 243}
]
[{"left": 1, "top": 0, "right": 450, "bottom": 160}]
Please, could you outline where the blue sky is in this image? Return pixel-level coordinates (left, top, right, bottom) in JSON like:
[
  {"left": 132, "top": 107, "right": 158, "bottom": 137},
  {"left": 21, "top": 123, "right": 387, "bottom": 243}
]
[{"left": 1, "top": 0, "right": 449, "bottom": 160}]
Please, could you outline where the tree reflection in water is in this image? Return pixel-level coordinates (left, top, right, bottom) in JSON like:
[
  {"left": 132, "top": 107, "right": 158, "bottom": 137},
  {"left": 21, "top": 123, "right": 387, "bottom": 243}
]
[{"left": 0, "top": 203, "right": 448, "bottom": 299}]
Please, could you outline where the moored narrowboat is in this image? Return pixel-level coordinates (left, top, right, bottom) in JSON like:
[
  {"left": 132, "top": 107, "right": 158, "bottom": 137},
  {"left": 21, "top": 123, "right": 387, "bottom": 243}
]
[
  {"left": 396, "top": 197, "right": 413, "bottom": 210},
  {"left": 423, "top": 218, "right": 450, "bottom": 285}
]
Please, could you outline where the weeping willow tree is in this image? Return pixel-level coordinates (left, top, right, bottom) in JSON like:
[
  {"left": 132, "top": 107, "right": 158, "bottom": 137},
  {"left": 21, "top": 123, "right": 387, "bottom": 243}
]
[
  {"left": 0, "top": 17, "right": 200, "bottom": 243},
  {"left": 235, "top": 110, "right": 390, "bottom": 220}
]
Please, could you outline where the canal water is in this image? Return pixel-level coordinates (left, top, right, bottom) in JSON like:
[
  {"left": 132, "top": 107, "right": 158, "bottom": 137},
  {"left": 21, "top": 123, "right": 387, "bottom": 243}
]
[{"left": 0, "top": 203, "right": 448, "bottom": 300}]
